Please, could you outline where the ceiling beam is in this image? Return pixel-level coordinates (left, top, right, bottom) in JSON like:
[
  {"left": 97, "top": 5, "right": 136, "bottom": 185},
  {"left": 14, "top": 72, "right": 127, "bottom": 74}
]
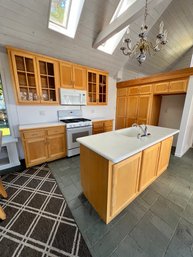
[{"left": 93, "top": 0, "right": 166, "bottom": 49}]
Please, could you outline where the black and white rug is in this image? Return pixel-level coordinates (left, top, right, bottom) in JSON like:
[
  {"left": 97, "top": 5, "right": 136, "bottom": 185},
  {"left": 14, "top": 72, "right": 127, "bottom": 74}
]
[{"left": 0, "top": 163, "right": 92, "bottom": 257}]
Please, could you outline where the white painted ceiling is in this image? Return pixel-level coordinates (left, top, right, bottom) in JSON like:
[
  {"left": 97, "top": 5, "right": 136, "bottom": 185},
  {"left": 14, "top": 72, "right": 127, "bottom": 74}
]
[{"left": 0, "top": 0, "right": 193, "bottom": 78}]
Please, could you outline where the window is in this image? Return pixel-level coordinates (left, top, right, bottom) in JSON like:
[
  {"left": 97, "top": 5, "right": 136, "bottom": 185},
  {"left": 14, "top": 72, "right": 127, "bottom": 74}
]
[
  {"left": 0, "top": 75, "right": 10, "bottom": 136},
  {"left": 97, "top": 0, "right": 138, "bottom": 54},
  {"left": 48, "top": 0, "right": 85, "bottom": 38}
]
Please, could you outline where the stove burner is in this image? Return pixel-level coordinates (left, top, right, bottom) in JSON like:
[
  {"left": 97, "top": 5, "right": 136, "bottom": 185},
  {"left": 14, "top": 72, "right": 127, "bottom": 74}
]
[{"left": 60, "top": 118, "right": 91, "bottom": 124}]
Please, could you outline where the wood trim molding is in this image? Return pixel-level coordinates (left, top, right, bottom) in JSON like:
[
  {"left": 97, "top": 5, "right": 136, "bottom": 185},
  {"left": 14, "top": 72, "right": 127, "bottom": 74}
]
[{"left": 117, "top": 67, "right": 193, "bottom": 88}]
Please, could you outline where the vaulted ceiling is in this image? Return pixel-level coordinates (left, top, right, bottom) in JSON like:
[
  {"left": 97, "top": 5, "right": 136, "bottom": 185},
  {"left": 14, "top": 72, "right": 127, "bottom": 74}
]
[{"left": 0, "top": 0, "right": 193, "bottom": 79}]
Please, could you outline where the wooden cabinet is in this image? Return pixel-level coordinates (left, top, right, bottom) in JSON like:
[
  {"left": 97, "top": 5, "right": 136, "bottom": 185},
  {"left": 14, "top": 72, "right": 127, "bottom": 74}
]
[
  {"left": 111, "top": 152, "right": 141, "bottom": 217},
  {"left": 20, "top": 126, "right": 66, "bottom": 167},
  {"left": 60, "top": 61, "right": 87, "bottom": 90},
  {"left": 80, "top": 136, "right": 174, "bottom": 224},
  {"left": 116, "top": 88, "right": 127, "bottom": 129},
  {"left": 126, "top": 95, "right": 151, "bottom": 127},
  {"left": 157, "top": 137, "right": 173, "bottom": 176},
  {"left": 139, "top": 143, "right": 161, "bottom": 192},
  {"left": 92, "top": 120, "right": 113, "bottom": 134},
  {"left": 36, "top": 57, "right": 59, "bottom": 104},
  {"left": 128, "top": 84, "right": 152, "bottom": 95},
  {"left": 154, "top": 79, "right": 187, "bottom": 94},
  {"left": 8, "top": 48, "right": 60, "bottom": 104},
  {"left": 87, "top": 69, "right": 108, "bottom": 105}
]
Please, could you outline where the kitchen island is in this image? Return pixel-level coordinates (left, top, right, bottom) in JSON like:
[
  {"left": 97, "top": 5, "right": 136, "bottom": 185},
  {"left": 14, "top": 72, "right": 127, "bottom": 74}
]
[{"left": 77, "top": 125, "right": 179, "bottom": 224}]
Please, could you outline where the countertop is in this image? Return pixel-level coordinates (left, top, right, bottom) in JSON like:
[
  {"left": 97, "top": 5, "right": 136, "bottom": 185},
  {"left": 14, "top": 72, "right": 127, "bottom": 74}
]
[
  {"left": 77, "top": 125, "right": 179, "bottom": 163},
  {"left": 91, "top": 117, "right": 114, "bottom": 122},
  {"left": 19, "top": 122, "right": 65, "bottom": 130}
]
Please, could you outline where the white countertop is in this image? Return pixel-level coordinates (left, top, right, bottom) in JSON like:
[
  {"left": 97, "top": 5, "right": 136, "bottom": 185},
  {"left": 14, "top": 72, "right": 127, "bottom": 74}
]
[
  {"left": 19, "top": 122, "right": 65, "bottom": 130},
  {"left": 77, "top": 125, "right": 179, "bottom": 163}
]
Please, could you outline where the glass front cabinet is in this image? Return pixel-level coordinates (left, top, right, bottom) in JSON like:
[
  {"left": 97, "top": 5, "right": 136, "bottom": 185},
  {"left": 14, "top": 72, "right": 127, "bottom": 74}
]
[
  {"left": 8, "top": 49, "right": 59, "bottom": 104},
  {"left": 87, "top": 69, "right": 108, "bottom": 105}
]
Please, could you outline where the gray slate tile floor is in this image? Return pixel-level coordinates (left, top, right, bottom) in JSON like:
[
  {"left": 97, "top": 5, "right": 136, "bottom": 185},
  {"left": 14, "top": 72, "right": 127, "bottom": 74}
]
[{"left": 48, "top": 148, "right": 193, "bottom": 257}]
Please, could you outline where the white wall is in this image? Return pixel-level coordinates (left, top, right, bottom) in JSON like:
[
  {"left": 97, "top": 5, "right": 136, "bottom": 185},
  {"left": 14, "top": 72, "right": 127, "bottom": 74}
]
[
  {"left": 175, "top": 76, "right": 193, "bottom": 156},
  {"left": 158, "top": 95, "right": 186, "bottom": 146},
  {"left": 0, "top": 50, "right": 117, "bottom": 159}
]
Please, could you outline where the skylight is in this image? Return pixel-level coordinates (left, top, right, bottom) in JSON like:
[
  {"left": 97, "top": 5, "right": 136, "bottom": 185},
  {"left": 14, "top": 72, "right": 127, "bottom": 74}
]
[
  {"left": 48, "top": 0, "right": 85, "bottom": 38},
  {"left": 97, "top": 0, "right": 138, "bottom": 55}
]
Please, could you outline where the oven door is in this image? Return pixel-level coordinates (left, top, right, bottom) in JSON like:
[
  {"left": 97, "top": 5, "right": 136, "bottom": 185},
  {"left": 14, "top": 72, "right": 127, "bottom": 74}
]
[{"left": 66, "top": 126, "right": 92, "bottom": 151}]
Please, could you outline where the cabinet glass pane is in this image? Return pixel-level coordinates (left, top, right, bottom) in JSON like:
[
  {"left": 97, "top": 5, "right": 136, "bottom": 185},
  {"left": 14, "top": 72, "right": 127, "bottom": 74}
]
[
  {"left": 50, "top": 90, "right": 56, "bottom": 101},
  {"left": 41, "top": 76, "right": 48, "bottom": 88},
  {"left": 48, "top": 77, "right": 55, "bottom": 88},
  {"left": 28, "top": 88, "right": 38, "bottom": 101},
  {"left": 47, "top": 63, "right": 54, "bottom": 75},
  {"left": 27, "top": 74, "right": 36, "bottom": 87},
  {"left": 19, "top": 88, "right": 28, "bottom": 101},
  {"left": 42, "top": 89, "right": 49, "bottom": 101},
  {"left": 25, "top": 58, "right": 34, "bottom": 72},
  {"left": 39, "top": 61, "right": 47, "bottom": 74},
  {"left": 18, "top": 72, "right": 27, "bottom": 86},
  {"left": 16, "top": 56, "right": 25, "bottom": 71}
]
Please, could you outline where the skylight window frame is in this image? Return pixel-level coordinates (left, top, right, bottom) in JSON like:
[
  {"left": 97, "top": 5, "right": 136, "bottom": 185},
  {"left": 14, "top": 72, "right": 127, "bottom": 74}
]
[
  {"left": 48, "top": 0, "right": 85, "bottom": 39},
  {"left": 97, "top": 0, "right": 138, "bottom": 55}
]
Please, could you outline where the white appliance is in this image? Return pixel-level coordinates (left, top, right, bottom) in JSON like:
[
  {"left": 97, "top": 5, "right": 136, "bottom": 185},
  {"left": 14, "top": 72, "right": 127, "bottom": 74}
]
[
  {"left": 60, "top": 88, "right": 87, "bottom": 105},
  {"left": 58, "top": 110, "right": 92, "bottom": 157}
]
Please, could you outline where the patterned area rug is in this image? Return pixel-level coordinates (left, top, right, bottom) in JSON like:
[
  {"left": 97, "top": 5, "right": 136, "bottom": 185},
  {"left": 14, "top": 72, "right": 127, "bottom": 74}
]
[{"left": 0, "top": 164, "right": 92, "bottom": 257}]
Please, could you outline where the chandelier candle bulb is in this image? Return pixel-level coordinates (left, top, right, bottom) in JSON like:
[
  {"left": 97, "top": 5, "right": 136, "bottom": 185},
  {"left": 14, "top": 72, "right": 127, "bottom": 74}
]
[{"left": 120, "top": 0, "right": 168, "bottom": 64}]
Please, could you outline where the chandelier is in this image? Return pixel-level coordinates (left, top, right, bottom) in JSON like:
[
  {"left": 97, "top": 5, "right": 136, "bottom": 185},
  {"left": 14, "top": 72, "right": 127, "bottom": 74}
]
[{"left": 120, "top": 0, "right": 168, "bottom": 64}]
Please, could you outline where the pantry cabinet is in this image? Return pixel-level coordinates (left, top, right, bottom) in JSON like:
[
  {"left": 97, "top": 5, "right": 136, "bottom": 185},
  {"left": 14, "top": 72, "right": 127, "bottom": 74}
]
[
  {"left": 126, "top": 94, "right": 152, "bottom": 127},
  {"left": 115, "top": 88, "right": 127, "bottom": 129},
  {"left": 7, "top": 48, "right": 60, "bottom": 104},
  {"left": 87, "top": 69, "right": 108, "bottom": 105},
  {"left": 60, "top": 61, "right": 87, "bottom": 90},
  {"left": 20, "top": 126, "right": 66, "bottom": 167}
]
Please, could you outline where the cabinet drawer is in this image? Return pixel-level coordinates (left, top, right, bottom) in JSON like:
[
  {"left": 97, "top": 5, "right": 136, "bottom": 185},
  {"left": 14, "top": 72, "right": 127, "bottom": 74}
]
[
  {"left": 47, "top": 126, "right": 65, "bottom": 135},
  {"left": 23, "top": 130, "right": 45, "bottom": 139},
  {"left": 93, "top": 121, "right": 103, "bottom": 129},
  {"left": 128, "top": 87, "right": 139, "bottom": 95}
]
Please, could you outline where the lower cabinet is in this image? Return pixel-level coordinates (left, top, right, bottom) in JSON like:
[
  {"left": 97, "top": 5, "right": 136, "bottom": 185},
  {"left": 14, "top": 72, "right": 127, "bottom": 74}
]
[
  {"left": 80, "top": 136, "right": 173, "bottom": 224},
  {"left": 92, "top": 120, "right": 113, "bottom": 134},
  {"left": 111, "top": 152, "right": 141, "bottom": 217},
  {"left": 20, "top": 126, "right": 66, "bottom": 167},
  {"left": 157, "top": 137, "right": 173, "bottom": 176},
  {"left": 139, "top": 143, "right": 161, "bottom": 191}
]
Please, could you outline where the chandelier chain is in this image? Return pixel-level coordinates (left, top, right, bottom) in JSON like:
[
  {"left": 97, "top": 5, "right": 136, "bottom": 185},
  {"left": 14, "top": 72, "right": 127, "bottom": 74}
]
[{"left": 144, "top": 0, "right": 148, "bottom": 25}]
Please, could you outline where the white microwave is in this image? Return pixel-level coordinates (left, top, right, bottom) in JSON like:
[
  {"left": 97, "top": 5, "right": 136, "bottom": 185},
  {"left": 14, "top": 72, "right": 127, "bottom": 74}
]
[{"left": 60, "top": 88, "right": 87, "bottom": 105}]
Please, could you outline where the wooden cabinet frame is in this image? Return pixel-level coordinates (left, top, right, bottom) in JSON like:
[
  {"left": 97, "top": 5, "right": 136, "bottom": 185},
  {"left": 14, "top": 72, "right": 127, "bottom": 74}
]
[{"left": 20, "top": 126, "right": 66, "bottom": 167}]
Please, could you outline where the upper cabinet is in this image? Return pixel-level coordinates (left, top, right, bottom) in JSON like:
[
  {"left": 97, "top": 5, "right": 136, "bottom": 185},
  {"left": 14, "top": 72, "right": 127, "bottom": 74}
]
[
  {"left": 87, "top": 69, "right": 108, "bottom": 105},
  {"left": 60, "top": 61, "right": 87, "bottom": 90},
  {"left": 7, "top": 47, "right": 109, "bottom": 105},
  {"left": 8, "top": 48, "right": 60, "bottom": 104},
  {"left": 36, "top": 57, "right": 59, "bottom": 104},
  {"left": 154, "top": 79, "right": 188, "bottom": 94}
]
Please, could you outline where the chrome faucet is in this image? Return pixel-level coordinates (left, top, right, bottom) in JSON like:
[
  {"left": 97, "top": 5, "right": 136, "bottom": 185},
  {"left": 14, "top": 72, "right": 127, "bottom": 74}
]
[
  {"left": 139, "top": 124, "right": 148, "bottom": 137},
  {"left": 132, "top": 123, "right": 150, "bottom": 138}
]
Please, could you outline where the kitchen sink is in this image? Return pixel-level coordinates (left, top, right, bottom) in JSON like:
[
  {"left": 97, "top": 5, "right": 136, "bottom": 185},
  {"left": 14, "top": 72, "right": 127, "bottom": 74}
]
[{"left": 115, "top": 127, "right": 140, "bottom": 138}]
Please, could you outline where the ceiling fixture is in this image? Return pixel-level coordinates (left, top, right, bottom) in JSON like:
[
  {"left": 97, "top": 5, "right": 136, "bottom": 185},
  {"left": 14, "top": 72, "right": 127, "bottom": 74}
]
[{"left": 120, "top": 0, "right": 168, "bottom": 64}]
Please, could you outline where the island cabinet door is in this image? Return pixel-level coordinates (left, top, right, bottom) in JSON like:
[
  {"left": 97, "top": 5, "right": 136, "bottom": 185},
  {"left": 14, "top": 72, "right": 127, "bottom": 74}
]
[
  {"left": 111, "top": 152, "right": 142, "bottom": 217},
  {"left": 157, "top": 136, "right": 173, "bottom": 176},
  {"left": 139, "top": 142, "right": 161, "bottom": 192}
]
